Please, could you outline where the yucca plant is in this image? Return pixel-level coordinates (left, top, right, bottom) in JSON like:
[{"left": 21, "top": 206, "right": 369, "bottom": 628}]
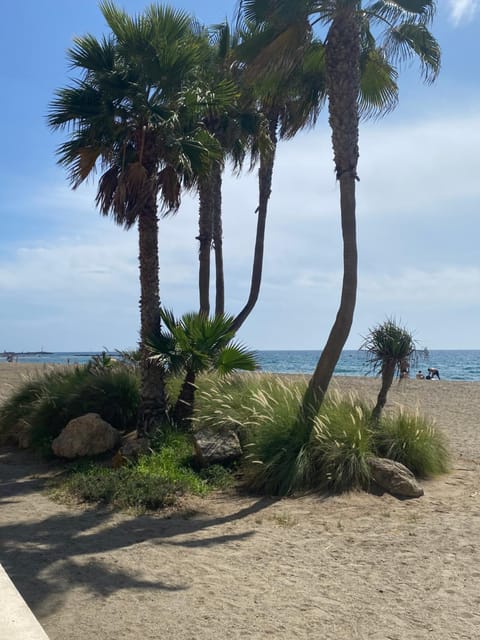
[
  {"left": 361, "top": 318, "right": 417, "bottom": 424},
  {"left": 148, "top": 310, "right": 258, "bottom": 429}
]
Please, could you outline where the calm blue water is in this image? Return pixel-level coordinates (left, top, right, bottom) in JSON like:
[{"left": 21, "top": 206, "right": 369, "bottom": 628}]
[{"left": 4, "top": 350, "right": 480, "bottom": 381}]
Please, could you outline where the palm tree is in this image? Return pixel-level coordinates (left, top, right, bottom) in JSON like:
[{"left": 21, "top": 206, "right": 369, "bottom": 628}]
[
  {"left": 361, "top": 318, "right": 417, "bottom": 423},
  {"left": 231, "top": 36, "right": 327, "bottom": 332},
  {"left": 238, "top": 0, "right": 440, "bottom": 418},
  {"left": 195, "top": 22, "right": 267, "bottom": 318},
  {"left": 48, "top": 2, "right": 214, "bottom": 436},
  {"left": 148, "top": 310, "right": 258, "bottom": 429}
]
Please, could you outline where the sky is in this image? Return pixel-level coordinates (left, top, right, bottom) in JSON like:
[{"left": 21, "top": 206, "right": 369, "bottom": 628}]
[{"left": 0, "top": 1, "right": 479, "bottom": 352}]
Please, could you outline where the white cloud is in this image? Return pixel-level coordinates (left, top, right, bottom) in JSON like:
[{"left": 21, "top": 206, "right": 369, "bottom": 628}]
[
  {"left": 360, "top": 266, "right": 480, "bottom": 307},
  {"left": 448, "top": 0, "right": 479, "bottom": 25},
  {"left": 2, "top": 106, "right": 480, "bottom": 349}
]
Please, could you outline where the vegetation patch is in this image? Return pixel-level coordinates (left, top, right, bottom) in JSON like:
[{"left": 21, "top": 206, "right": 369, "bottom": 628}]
[
  {"left": 373, "top": 409, "right": 450, "bottom": 477},
  {"left": 53, "top": 431, "right": 233, "bottom": 512},
  {"left": 195, "top": 375, "right": 450, "bottom": 496},
  {"left": 0, "top": 365, "right": 140, "bottom": 451}
]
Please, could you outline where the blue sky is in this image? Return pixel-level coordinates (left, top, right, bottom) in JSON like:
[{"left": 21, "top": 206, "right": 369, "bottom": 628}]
[{"left": 1, "top": 1, "right": 479, "bottom": 352}]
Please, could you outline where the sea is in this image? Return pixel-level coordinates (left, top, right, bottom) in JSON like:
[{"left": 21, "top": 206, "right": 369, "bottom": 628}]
[{"left": 3, "top": 350, "right": 480, "bottom": 382}]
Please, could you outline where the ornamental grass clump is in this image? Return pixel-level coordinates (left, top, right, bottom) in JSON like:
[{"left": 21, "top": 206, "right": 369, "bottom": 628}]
[
  {"left": 0, "top": 365, "right": 140, "bottom": 451},
  {"left": 310, "top": 392, "right": 374, "bottom": 492},
  {"left": 193, "top": 373, "right": 284, "bottom": 440},
  {"left": 374, "top": 408, "right": 450, "bottom": 477}
]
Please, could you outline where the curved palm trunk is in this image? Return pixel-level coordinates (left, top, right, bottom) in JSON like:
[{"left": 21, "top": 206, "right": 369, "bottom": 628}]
[
  {"left": 198, "top": 174, "right": 213, "bottom": 316},
  {"left": 212, "top": 163, "right": 225, "bottom": 316},
  {"left": 230, "top": 116, "right": 278, "bottom": 333},
  {"left": 137, "top": 195, "right": 167, "bottom": 437},
  {"left": 173, "top": 369, "right": 196, "bottom": 430},
  {"left": 372, "top": 360, "right": 396, "bottom": 424},
  {"left": 302, "top": 10, "right": 360, "bottom": 419}
]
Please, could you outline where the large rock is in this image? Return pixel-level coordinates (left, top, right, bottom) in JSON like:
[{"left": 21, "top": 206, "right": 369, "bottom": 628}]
[
  {"left": 52, "top": 413, "right": 121, "bottom": 459},
  {"left": 193, "top": 428, "right": 242, "bottom": 467},
  {"left": 368, "top": 456, "right": 424, "bottom": 498}
]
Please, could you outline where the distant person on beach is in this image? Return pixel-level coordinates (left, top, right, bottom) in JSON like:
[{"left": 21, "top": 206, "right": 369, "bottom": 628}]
[
  {"left": 426, "top": 367, "right": 440, "bottom": 380},
  {"left": 416, "top": 371, "right": 425, "bottom": 379},
  {"left": 400, "top": 358, "right": 409, "bottom": 379}
]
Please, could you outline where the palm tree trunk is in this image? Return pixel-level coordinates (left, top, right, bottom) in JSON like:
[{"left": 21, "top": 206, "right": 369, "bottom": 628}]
[
  {"left": 372, "top": 360, "right": 396, "bottom": 424},
  {"left": 173, "top": 369, "right": 196, "bottom": 430},
  {"left": 137, "top": 195, "right": 167, "bottom": 436},
  {"left": 230, "top": 115, "right": 278, "bottom": 333},
  {"left": 198, "top": 174, "right": 213, "bottom": 316},
  {"left": 302, "top": 10, "right": 360, "bottom": 419},
  {"left": 212, "top": 163, "right": 225, "bottom": 316}
]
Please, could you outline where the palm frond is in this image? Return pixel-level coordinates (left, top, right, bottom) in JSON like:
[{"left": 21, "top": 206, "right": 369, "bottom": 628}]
[
  {"left": 385, "top": 21, "right": 440, "bottom": 83},
  {"left": 214, "top": 344, "right": 258, "bottom": 375}
]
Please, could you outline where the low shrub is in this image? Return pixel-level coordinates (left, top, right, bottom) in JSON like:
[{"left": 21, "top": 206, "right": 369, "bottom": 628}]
[
  {"left": 53, "top": 431, "right": 233, "bottom": 511},
  {"left": 56, "top": 465, "right": 178, "bottom": 511},
  {"left": 0, "top": 365, "right": 140, "bottom": 450}
]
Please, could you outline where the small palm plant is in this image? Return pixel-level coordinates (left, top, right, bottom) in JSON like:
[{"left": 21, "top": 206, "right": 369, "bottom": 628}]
[
  {"left": 361, "top": 318, "right": 417, "bottom": 424},
  {"left": 148, "top": 310, "right": 258, "bottom": 429}
]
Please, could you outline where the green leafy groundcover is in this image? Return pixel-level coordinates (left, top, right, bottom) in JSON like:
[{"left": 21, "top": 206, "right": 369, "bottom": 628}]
[{"left": 53, "top": 432, "right": 233, "bottom": 512}]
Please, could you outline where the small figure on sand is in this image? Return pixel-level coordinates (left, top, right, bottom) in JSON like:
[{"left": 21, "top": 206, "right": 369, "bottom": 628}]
[
  {"left": 416, "top": 370, "right": 425, "bottom": 379},
  {"left": 426, "top": 367, "right": 440, "bottom": 380},
  {"left": 399, "top": 358, "right": 409, "bottom": 379}
]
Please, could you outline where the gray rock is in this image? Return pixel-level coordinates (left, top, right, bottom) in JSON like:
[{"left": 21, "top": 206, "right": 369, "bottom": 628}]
[
  {"left": 52, "top": 413, "right": 121, "bottom": 459},
  {"left": 193, "top": 428, "right": 242, "bottom": 466},
  {"left": 368, "top": 456, "right": 424, "bottom": 498},
  {"left": 120, "top": 432, "right": 151, "bottom": 459}
]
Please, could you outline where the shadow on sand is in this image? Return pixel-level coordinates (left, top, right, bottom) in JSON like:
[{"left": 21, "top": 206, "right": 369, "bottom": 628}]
[{"left": 0, "top": 447, "right": 274, "bottom": 618}]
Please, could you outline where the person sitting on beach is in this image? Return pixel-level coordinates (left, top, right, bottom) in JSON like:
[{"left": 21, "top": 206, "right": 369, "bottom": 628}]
[
  {"left": 416, "top": 371, "right": 425, "bottom": 379},
  {"left": 427, "top": 367, "right": 440, "bottom": 380}
]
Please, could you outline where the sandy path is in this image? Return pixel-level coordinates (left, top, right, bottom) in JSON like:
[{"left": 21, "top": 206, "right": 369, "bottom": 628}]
[{"left": 1, "top": 364, "right": 480, "bottom": 639}]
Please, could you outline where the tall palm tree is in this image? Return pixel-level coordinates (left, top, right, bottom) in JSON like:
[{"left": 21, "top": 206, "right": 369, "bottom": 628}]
[
  {"left": 48, "top": 2, "right": 214, "bottom": 436},
  {"left": 196, "top": 22, "right": 266, "bottom": 318},
  {"left": 239, "top": 0, "right": 440, "bottom": 418},
  {"left": 148, "top": 310, "right": 258, "bottom": 429},
  {"left": 231, "top": 35, "right": 327, "bottom": 332},
  {"left": 361, "top": 318, "right": 418, "bottom": 423}
]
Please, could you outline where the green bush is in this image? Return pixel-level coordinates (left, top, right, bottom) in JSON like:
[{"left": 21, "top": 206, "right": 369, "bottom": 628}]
[
  {"left": 54, "top": 431, "right": 233, "bottom": 511},
  {"left": 0, "top": 365, "right": 140, "bottom": 450},
  {"left": 373, "top": 408, "right": 450, "bottom": 476},
  {"left": 57, "top": 465, "right": 178, "bottom": 511}
]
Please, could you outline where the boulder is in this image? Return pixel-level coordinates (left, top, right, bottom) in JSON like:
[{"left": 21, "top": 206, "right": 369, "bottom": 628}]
[
  {"left": 120, "top": 433, "right": 151, "bottom": 459},
  {"left": 368, "top": 456, "right": 424, "bottom": 498},
  {"left": 52, "top": 413, "right": 121, "bottom": 459},
  {"left": 111, "top": 431, "right": 151, "bottom": 467},
  {"left": 193, "top": 428, "right": 242, "bottom": 467}
]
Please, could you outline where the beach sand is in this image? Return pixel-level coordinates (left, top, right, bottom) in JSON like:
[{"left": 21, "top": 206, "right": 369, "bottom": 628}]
[{"left": 1, "top": 362, "right": 479, "bottom": 639}]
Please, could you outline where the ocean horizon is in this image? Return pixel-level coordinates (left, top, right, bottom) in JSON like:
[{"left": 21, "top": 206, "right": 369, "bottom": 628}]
[{"left": 3, "top": 349, "right": 480, "bottom": 382}]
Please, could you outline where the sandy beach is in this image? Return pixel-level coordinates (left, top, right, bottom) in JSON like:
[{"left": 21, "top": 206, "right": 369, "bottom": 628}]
[{"left": 1, "top": 362, "right": 480, "bottom": 639}]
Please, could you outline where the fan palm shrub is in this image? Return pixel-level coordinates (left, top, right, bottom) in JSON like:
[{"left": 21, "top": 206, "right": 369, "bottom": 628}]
[{"left": 148, "top": 310, "right": 258, "bottom": 429}]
